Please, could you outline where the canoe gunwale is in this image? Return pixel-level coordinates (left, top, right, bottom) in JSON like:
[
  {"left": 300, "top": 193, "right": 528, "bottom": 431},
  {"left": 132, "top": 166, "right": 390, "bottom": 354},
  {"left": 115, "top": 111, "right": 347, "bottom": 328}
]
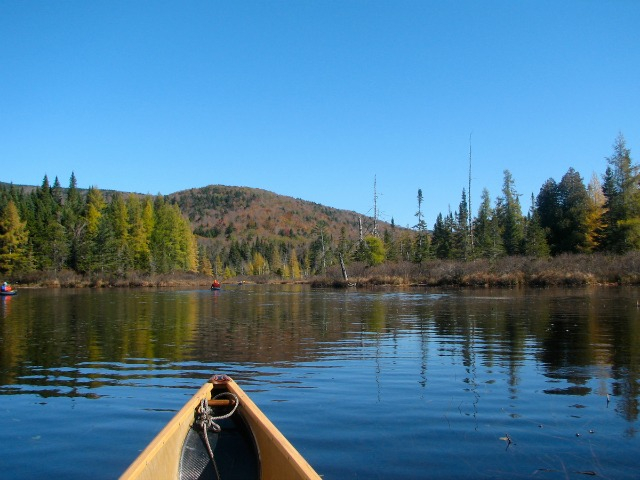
[{"left": 119, "top": 375, "right": 321, "bottom": 480}]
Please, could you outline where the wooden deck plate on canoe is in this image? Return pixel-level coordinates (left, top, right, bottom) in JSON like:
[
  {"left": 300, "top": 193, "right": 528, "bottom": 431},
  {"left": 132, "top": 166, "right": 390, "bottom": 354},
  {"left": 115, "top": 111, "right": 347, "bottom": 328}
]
[{"left": 120, "top": 375, "right": 321, "bottom": 480}]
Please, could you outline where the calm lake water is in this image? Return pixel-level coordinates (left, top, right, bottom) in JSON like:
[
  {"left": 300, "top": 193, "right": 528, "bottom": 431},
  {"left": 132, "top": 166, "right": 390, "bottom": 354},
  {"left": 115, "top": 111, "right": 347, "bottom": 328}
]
[{"left": 1, "top": 285, "right": 639, "bottom": 479}]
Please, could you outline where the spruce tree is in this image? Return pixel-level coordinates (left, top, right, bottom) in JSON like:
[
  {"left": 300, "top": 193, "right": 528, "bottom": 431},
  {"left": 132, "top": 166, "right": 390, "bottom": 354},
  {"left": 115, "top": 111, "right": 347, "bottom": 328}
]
[
  {"left": 454, "top": 189, "right": 470, "bottom": 260},
  {"left": 523, "top": 194, "right": 550, "bottom": 257},
  {"left": 600, "top": 134, "right": 640, "bottom": 252},
  {"left": 497, "top": 170, "right": 524, "bottom": 255},
  {"left": 473, "top": 188, "right": 498, "bottom": 258},
  {"left": 62, "top": 172, "right": 85, "bottom": 271},
  {"left": 556, "top": 168, "right": 590, "bottom": 253}
]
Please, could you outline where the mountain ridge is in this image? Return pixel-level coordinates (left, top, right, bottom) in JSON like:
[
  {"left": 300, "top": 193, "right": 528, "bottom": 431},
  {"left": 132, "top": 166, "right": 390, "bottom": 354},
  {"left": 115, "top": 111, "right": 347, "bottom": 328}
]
[
  {"left": 166, "top": 183, "right": 395, "bottom": 246},
  {"left": 0, "top": 181, "right": 397, "bottom": 247}
]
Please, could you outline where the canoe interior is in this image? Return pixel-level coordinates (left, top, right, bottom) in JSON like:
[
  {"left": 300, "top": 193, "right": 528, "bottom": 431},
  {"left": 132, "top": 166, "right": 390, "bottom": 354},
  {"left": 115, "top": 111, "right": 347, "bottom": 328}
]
[
  {"left": 120, "top": 375, "right": 320, "bottom": 480},
  {"left": 180, "top": 411, "right": 259, "bottom": 480}
]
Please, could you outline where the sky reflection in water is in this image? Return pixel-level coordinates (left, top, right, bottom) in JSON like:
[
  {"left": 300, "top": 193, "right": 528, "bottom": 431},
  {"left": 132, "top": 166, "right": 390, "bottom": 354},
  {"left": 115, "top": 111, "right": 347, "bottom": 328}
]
[{"left": 0, "top": 286, "right": 638, "bottom": 479}]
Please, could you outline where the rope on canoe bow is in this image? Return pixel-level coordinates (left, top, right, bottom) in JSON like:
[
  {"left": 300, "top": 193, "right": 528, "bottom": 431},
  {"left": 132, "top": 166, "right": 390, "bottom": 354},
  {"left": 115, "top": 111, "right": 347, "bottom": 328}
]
[{"left": 196, "top": 392, "right": 239, "bottom": 480}]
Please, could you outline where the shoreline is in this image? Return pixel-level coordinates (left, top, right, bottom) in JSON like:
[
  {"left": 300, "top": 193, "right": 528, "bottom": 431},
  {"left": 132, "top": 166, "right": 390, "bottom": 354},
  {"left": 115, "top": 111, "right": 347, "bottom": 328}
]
[{"left": 5, "top": 252, "right": 640, "bottom": 289}]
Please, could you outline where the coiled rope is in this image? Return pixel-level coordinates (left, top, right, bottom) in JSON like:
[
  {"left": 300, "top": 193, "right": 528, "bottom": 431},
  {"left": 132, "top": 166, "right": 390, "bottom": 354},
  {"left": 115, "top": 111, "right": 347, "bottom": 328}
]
[{"left": 196, "top": 392, "right": 240, "bottom": 480}]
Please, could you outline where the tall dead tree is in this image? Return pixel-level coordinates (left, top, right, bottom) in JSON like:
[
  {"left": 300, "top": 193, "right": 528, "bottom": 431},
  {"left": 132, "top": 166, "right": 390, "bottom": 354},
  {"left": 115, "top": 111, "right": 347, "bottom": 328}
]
[
  {"left": 372, "top": 175, "right": 379, "bottom": 237},
  {"left": 468, "top": 133, "right": 474, "bottom": 249}
]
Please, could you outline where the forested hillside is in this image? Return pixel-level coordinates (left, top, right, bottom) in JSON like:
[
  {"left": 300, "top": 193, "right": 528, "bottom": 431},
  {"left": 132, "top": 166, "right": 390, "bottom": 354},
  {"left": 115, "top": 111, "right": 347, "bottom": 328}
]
[
  {"left": 165, "top": 185, "right": 396, "bottom": 278},
  {"left": 0, "top": 176, "right": 392, "bottom": 280},
  {"left": 1, "top": 133, "right": 640, "bottom": 285}
]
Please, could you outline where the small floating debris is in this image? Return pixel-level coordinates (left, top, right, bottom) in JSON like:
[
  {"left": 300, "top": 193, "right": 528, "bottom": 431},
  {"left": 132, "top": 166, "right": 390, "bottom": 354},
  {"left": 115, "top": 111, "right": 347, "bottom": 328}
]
[{"left": 499, "top": 433, "right": 513, "bottom": 449}]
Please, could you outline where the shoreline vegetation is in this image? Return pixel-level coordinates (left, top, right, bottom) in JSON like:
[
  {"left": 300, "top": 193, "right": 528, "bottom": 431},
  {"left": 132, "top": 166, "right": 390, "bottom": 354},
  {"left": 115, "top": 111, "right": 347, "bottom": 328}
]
[
  {"left": 7, "top": 252, "right": 640, "bottom": 289},
  {"left": 4, "top": 135, "right": 640, "bottom": 292}
]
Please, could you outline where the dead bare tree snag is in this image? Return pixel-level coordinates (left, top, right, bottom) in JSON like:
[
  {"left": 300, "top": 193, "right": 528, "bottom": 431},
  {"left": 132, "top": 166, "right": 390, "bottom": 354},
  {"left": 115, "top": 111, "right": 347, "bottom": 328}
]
[
  {"left": 372, "top": 175, "right": 379, "bottom": 237},
  {"left": 339, "top": 253, "right": 348, "bottom": 282}
]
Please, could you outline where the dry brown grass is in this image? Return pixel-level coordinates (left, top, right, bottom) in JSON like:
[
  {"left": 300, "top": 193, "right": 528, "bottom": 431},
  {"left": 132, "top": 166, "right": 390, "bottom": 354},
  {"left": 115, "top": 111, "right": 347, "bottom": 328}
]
[
  {"left": 318, "top": 253, "right": 640, "bottom": 288},
  {"left": 8, "top": 252, "right": 640, "bottom": 289}
]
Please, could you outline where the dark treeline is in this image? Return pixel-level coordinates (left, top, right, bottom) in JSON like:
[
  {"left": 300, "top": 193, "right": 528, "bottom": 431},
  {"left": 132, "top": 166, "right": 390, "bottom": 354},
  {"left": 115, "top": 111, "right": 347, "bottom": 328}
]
[
  {"left": 0, "top": 174, "right": 198, "bottom": 279},
  {"left": 1, "top": 133, "right": 639, "bottom": 285},
  {"left": 418, "top": 133, "right": 639, "bottom": 261},
  {"left": 313, "top": 133, "right": 640, "bottom": 281}
]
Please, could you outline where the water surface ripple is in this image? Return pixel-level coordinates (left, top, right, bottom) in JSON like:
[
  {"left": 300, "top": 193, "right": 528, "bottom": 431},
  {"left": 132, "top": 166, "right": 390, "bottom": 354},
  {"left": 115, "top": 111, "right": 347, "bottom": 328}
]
[{"left": 0, "top": 286, "right": 638, "bottom": 478}]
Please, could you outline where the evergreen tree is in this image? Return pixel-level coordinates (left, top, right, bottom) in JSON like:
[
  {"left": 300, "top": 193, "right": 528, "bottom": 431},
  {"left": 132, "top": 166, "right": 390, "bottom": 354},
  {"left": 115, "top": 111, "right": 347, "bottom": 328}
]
[
  {"left": 383, "top": 226, "right": 399, "bottom": 262},
  {"left": 431, "top": 212, "right": 454, "bottom": 259},
  {"left": 94, "top": 209, "right": 118, "bottom": 273},
  {"left": 51, "top": 176, "right": 64, "bottom": 207},
  {"left": 62, "top": 172, "right": 85, "bottom": 271},
  {"left": 48, "top": 216, "right": 69, "bottom": 272},
  {"left": 473, "top": 188, "right": 499, "bottom": 258},
  {"left": 600, "top": 134, "right": 640, "bottom": 252},
  {"left": 556, "top": 168, "right": 590, "bottom": 253},
  {"left": 523, "top": 194, "right": 550, "bottom": 257},
  {"left": 536, "top": 178, "right": 561, "bottom": 252},
  {"left": 29, "top": 176, "right": 59, "bottom": 269},
  {"left": 497, "top": 170, "right": 524, "bottom": 255},
  {"left": 108, "top": 192, "right": 133, "bottom": 273},
  {"left": 453, "top": 189, "right": 471, "bottom": 260}
]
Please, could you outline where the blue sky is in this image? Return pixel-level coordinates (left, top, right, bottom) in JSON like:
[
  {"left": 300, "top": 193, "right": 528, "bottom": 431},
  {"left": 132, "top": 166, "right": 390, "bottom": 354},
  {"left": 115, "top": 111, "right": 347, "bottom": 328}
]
[{"left": 2, "top": 1, "right": 640, "bottom": 229}]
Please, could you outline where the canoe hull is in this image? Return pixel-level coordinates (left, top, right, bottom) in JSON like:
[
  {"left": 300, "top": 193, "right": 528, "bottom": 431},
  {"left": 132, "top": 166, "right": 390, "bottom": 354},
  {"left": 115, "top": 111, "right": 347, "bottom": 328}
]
[
  {"left": 0, "top": 291, "right": 16, "bottom": 296},
  {"left": 120, "top": 375, "right": 320, "bottom": 480}
]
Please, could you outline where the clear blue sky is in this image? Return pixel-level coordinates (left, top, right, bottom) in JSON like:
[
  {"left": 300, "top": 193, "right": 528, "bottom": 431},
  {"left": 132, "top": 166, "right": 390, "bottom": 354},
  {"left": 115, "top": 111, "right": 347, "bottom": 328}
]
[{"left": 2, "top": 1, "right": 640, "bottom": 229}]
